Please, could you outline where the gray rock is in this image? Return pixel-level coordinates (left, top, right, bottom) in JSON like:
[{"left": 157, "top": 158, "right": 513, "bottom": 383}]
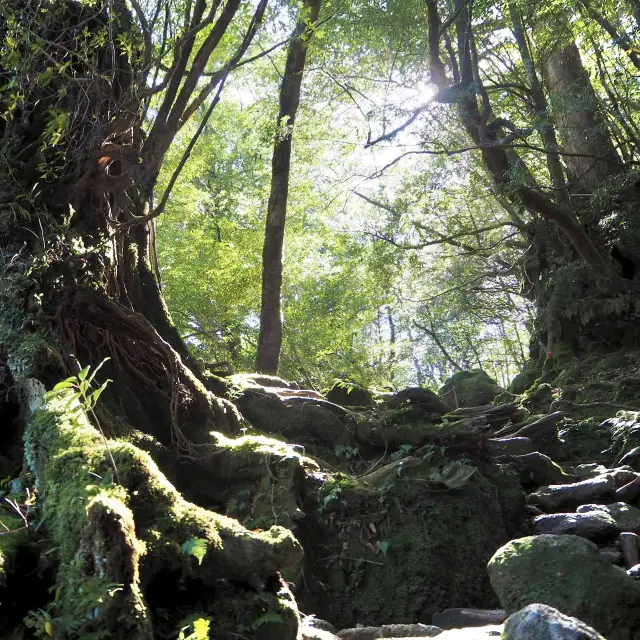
[
  {"left": 574, "top": 464, "right": 608, "bottom": 480},
  {"left": 608, "top": 467, "right": 639, "bottom": 488},
  {"left": 336, "top": 624, "right": 442, "bottom": 639},
  {"left": 527, "top": 475, "right": 616, "bottom": 512},
  {"left": 577, "top": 502, "right": 640, "bottom": 533},
  {"left": 337, "top": 627, "right": 380, "bottom": 640},
  {"left": 378, "top": 624, "right": 443, "bottom": 637},
  {"left": 508, "top": 452, "right": 575, "bottom": 487},
  {"left": 431, "top": 608, "right": 507, "bottom": 629},
  {"left": 434, "top": 626, "right": 502, "bottom": 639},
  {"left": 502, "top": 603, "right": 605, "bottom": 639},
  {"left": 488, "top": 534, "right": 640, "bottom": 639},
  {"left": 599, "top": 546, "right": 623, "bottom": 564},
  {"left": 533, "top": 512, "right": 619, "bottom": 541},
  {"left": 627, "top": 563, "right": 640, "bottom": 579},
  {"left": 620, "top": 446, "right": 640, "bottom": 472}
]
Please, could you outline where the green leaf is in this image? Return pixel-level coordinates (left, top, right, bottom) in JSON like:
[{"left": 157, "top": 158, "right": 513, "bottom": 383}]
[
  {"left": 378, "top": 541, "right": 390, "bottom": 556},
  {"left": 52, "top": 379, "right": 77, "bottom": 391},
  {"left": 90, "top": 379, "right": 112, "bottom": 405},
  {"left": 181, "top": 538, "right": 208, "bottom": 566},
  {"left": 251, "top": 612, "right": 283, "bottom": 630},
  {"left": 77, "top": 365, "right": 90, "bottom": 381},
  {"left": 87, "top": 357, "right": 111, "bottom": 386}
]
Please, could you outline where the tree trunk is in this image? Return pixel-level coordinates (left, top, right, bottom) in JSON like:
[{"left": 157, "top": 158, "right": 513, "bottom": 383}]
[
  {"left": 0, "top": 1, "right": 307, "bottom": 637},
  {"left": 544, "top": 42, "right": 623, "bottom": 197},
  {"left": 256, "top": 0, "right": 322, "bottom": 374}
]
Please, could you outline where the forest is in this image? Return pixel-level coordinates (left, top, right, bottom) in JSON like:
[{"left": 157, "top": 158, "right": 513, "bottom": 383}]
[{"left": 1, "top": 0, "right": 640, "bottom": 638}]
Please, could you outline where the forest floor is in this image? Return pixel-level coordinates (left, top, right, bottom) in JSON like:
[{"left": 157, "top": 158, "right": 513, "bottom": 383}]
[{"left": 4, "top": 353, "right": 640, "bottom": 639}]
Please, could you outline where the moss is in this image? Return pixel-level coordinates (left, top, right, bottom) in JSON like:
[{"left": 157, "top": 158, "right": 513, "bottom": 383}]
[
  {"left": 297, "top": 455, "right": 527, "bottom": 628},
  {"left": 0, "top": 507, "right": 27, "bottom": 588},
  {"left": 0, "top": 273, "right": 61, "bottom": 383},
  {"left": 488, "top": 535, "right": 640, "bottom": 639},
  {"left": 24, "top": 390, "right": 304, "bottom": 639},
  {"left": 439, "top": 370, "right": 504, "bottom": 409}
]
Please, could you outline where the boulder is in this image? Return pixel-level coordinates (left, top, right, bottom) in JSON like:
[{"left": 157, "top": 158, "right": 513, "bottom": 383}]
[
  {"left": 620, "top": 446, "right": 640, "bottom": 472},
  {"left": 574, "top": 464, "right": 609, "bottom": 480},
  {"left": 532, "top": 512, "right": 619, "bottom": 541},
  {"left": 600, "top": 546, "right": 623, "bottom": 564},
  {"left": 604, "top": 411, "right": 640, "bottom": 462},
  {"left": 488, "top": 534, "right": 640, "bottom": 639},
  {"left": 609, "top": 467, "right": 640, "bottom": 487},
  {"left": 386, "top": 387, "right": 447, "bottom": 416},
  {"left": 502, "top": 603, "right": 605, "bottom": 640},
  {"left": 431, "top": 608, "right": 506, "bottom": 629},
  {"left": 577, "top": 502, "right": 640, "bottom": 533},
  {"left": 616, "top": 477, "right": 640, "bottom": 502},
  {"left": 527, "top": 475, "right": 616, "bottom": 512},
  {"left": 235, "top": 387, "right": 350, "bottom": 448},
  {"left": 336, "top": 624, "right": 442, "bottom": 639},
  {"left": 434, "top": 626, "right": 503, "bottom": 639},
  {"left": 506, "top": 452, "right": 574, "bottom": 487},
  {"left": 326, "top": 383, "right": 374, "bottom": 408},
  {"left": 439, "top": 370, "right": 504, "bottom": 410}
]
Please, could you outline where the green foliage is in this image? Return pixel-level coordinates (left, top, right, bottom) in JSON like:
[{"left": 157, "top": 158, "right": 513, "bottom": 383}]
[
  {"left": 181, "top": 538, "right": 209, "bottom": 566},
  {"left": 251, "top": 612, "right": 284, "bottom": 629},
  {"left": 177, "top": 617, "right": 211, "bottom": 640},
  {"left": 23, "top": 580, "right": 123, "bottom": 640}
]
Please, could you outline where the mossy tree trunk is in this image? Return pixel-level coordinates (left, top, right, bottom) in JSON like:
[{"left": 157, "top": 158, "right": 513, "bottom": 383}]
[
  {"left": 0, "top": 1, "right": 307, "bottom": 637},
  {"left": 425, "top": 0, "right": 640, "bottom": 370}
]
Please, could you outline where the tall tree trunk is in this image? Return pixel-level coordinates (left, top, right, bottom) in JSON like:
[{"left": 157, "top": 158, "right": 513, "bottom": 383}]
[
  {"left": 256, "top": 0, "right": 322, "bottom": 374},
  {"left": 544, "top": 42, "right": 623, "bottom": 196},
  {"left": 508, "top": 2, "right": 571, "bottom": 208}
]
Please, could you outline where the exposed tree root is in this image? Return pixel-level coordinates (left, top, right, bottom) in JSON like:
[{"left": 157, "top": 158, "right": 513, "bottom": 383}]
[{"left": 23, "top": 390, "right": 304, "bottom": 638}]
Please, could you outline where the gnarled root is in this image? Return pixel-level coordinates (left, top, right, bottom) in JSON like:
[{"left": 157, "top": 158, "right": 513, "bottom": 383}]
[{"left": 24, "top": 390, "right": 303, "bottom": 638}]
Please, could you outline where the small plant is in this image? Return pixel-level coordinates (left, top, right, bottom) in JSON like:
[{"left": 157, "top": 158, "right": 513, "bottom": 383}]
[
  {"left": 181, "top": 537, "right": 208, "bottom": 565},
  {"left": 177, "top": 617, "right": 211, "bottom": 640},
  {"left": 331, "top": 378, "right": 357, "bottom": 394},
  {"left": 251, "top": 612, "right": 283, "bottom": 630},
  {"left": 46, "top": 357, "right": 118, "bottom": 482},
  {"left": 334, "top": 444, "right": 359, "bottom": 460}
]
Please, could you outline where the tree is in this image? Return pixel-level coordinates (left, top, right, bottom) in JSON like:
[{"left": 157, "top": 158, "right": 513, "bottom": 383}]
[
  {"left": 257, "top": 0, "right": 322, "bottom": 374},
  {"left": 0, "top": 1, "right": 308, "bottom": 637}
]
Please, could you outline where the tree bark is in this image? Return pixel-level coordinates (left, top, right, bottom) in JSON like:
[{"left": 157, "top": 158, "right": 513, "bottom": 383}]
[
  {"left": 544, "top": 42, "right": 623, "bottom": 196},
  {"left": 257, "top": 0, "right": 322, "bottom": 374},
  {"left": 0, "top": 1, "right": 308, "bottom": 636}
]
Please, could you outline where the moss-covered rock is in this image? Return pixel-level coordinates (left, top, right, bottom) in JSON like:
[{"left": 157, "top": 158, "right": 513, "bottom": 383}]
[
  {"left": 296, "top": 454, "right": 527, "bottom": 628},
  {"left": 386, "top": 387, "right": 447, "bottom": 415},
  {"left": 439, "top": 370, "right": 504, "bottom": 409},
  {"left": 605, "top": 411, "right": 640, "bottom": 462},
  {"left": 509, "top": 367, "right": 539, "bottom": 395},
  {"left": 326, "top": 383, "right": 374, "bottom": 408},
  {"left": 488, "top": 535, "right": 640, "bottom": 639}
]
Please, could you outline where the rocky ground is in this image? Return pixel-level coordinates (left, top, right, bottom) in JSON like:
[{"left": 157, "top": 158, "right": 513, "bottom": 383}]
[{"left": 4, "top": 363, "right": 640, "bottom": 638}]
